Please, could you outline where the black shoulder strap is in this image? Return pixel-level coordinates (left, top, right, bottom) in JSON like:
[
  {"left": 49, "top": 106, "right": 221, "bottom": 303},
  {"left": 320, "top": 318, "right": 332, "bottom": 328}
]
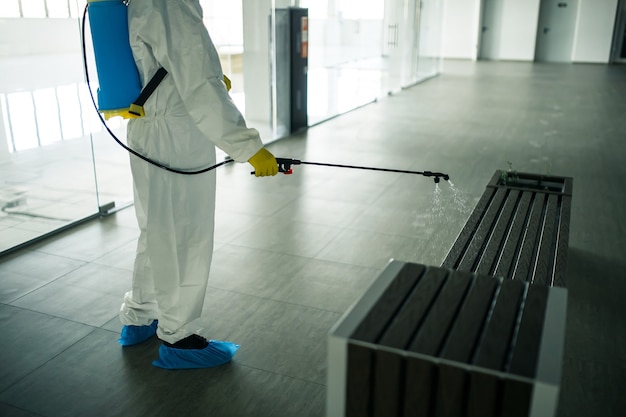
[{"left": 129, "top": 67, "right": 168, "bottom": 116}]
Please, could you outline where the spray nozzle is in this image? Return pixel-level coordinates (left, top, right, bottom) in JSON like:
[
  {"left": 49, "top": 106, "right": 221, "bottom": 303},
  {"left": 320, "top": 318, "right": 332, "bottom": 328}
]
[
  {"left": 276, "top": 158, "right": 301, "bottom": 174},
  {"left": 423, "top": 171, "right": 450, "bottom": 184}
]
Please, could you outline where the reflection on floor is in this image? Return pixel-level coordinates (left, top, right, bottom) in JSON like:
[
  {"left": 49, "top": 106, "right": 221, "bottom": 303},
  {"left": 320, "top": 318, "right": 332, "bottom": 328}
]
[{"left": 0, "top": 60, "right": 624, "bottom": 416}]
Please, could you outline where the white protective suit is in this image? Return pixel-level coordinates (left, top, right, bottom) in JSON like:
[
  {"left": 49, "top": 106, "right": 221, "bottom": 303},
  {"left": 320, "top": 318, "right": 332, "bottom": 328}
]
[{"left": 119, "top": 0, "right": 263, "bottom": 344}]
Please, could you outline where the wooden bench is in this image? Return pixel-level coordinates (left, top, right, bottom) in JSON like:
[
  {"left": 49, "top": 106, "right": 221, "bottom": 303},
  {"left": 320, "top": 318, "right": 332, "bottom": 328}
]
[
  {"left": 327, "top": 170, "right": 573, "bottom": 416},
  {"left": 327, "top": 261, "right": 567, "bottom": 417},
  {"left": 442, "top": 170, "right": 572, "bottom": 287}
]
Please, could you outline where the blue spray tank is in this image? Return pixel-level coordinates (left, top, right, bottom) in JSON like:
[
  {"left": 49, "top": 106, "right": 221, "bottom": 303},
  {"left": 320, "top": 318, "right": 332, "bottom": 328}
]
[{"left": 86, "top": 0, "right": 143, "bottom": 119}]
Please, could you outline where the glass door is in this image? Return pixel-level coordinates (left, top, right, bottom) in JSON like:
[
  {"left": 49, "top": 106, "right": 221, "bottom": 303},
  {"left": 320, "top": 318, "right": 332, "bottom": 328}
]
[
  {"left": 300, "top": 0, "right": 386, "bottom": 126},
  {"left": 384, "top": 0, "right": 422, "bottom": 92},
  {"left": 417, "top": 0, "right": 444, "bottom": 81},
  {"left": 0, "top": 0, "right": 103, "bottom": 255}
]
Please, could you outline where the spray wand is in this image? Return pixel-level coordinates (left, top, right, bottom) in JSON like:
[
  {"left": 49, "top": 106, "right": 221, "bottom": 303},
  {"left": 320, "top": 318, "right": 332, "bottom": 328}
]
[{"left": 254, "top": 158, "right": 450, "bottom": 184}]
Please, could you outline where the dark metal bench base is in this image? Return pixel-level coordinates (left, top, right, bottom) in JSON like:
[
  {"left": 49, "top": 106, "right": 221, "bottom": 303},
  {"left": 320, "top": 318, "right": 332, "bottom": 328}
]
[{"left": 327, "top": 260, "right": 567, "bottom": 417}]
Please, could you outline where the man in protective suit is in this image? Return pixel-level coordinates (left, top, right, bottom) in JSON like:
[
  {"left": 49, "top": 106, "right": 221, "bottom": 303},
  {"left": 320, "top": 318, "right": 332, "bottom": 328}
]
[{"left": 117, "top": 0, "right": 278, "bottom": 369}]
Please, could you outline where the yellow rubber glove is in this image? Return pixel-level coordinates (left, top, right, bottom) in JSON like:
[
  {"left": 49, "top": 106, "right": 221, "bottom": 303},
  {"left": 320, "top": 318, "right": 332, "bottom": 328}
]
[
  {"left": 248, "top": 148, "right": 278, "bottom": 177},
  {"left": 223, "top": 75, "right": 232, "bottom": 91}
]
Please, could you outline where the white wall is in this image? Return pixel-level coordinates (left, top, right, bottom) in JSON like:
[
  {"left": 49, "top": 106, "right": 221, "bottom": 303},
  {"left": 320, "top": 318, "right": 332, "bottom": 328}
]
[
  {"left": 443, "top": 0, "right": 619, "bottom": 63},
  {"left": 498, "top": 0, "right": 541, "bottom": 61},
  {"left": 0, "top": 18, "right": 80, "bottom": 57},
  {"left": 442, "top": 0, "right": 481, "bottom": 59},
  {"left": 572, "top": 0, "right": 619, "bottom": 63}
]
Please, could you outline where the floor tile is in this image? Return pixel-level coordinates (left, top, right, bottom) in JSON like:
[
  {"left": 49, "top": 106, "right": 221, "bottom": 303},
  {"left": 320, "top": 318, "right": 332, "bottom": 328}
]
[
  {"left": 315, "top": 228, "right": 429, "bottom": 269},
  {"left": 272, "top": 196, "right": 370, "bottom": 228},
  {"left": 227, "top": 299, "right": 341, "bottom": 385},
  {"left": 92, "top": 239, "right": 137, "bottom": 272},
  {"left": 208, "top": 244, "right": 310, "bottom": 299},
  {"left": 0, "top": 305, "right": 95, "bottom": 392},
  {"left": 10, "top": 268, "right": 123, "bottom": 327},
  {"left": 0, "top": 250, "right": 85, "bottom": 279},
  {"left": 271, "top": 258, "right": 380, "bottom": 313},
  {"left": 0, "top": 328, "right": 326, "bottom": 417},
  {"left": 29, "top": 221, "right": 138, "bottom": 262},
  {"left": 0, "top": 271, "right": 52, "bottom": 304},
  {"left": 0, "top": 402, "right": 42, "bottom": 417}
]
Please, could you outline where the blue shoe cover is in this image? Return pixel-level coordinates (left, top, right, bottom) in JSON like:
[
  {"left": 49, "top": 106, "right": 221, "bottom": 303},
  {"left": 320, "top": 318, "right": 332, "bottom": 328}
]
[
  {"left": 118, "top": 321, "right": 158, "bottom": 346},
  {"left": 152, "top": 340, "right": 240, "bottom": 370}
]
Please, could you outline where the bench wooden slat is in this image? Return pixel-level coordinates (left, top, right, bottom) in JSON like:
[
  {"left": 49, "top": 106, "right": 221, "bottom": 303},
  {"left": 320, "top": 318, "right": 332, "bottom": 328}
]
[
  {"left": 440, "top": 275, "right": 499, "bottom": 363},
  {"left": 378, "top": 267, "right": 448, "bottom": 349},
  {"left": 501, "top": 379, "right": 533, "bottom": 417},
  {"left": 351, "top": 262, "right": 425, "bottom": 343},
  {"left": 476, "top": 189, "right": 521, "bottom": 276},
  {"left": 510, "top": 194, "right": 546, "bottom": 282},
  {"left": 346, "top": 343, "right": 373, "bottom": 417},
  {"left": 553, "top": 196, "right": 571, "bottom": 286},
  {"left": 373, "top": 350, "right": 403, "bottom": 417},
  {"left": 403, "top": 357, "right": 436, "bottom": 417},
  {"left": 474, "top": 279, "right": 525, "bottom": 371},
  {"left": 457, "top": 187, "right": 509, "bottom": 272},
  {"left": 508, "top": 285, "right": 549, "bottom": 377},
  {"left": 467, "top": 370, "right": 500, "bottom": 417},
  {"left": 436, "top": 364, "right": 467, "bottom": 417},
  {"left": 492, "top": 191, "right": 533, "bottom": 279},
  {"left": 532, "top": 194, "right": 559, "bottom": 285},
  {"left": 408, "top": 270, "right": 473, "bottom": 356},
  {"left": 442, "top": 186, "right": 498, "bottom": 270}
]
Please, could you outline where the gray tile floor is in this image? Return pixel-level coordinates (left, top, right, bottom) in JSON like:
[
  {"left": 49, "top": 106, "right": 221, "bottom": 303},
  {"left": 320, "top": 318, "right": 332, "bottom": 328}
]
[{"left": 1, "top": 60, "right": 625, "bottom": 417}]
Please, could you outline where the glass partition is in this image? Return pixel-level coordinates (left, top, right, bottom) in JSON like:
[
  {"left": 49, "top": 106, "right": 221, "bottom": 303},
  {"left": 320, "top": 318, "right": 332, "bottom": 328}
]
[
  {"left": 417, "top": 0, "right": 444, "bottom": 81},
  {"left": 0, "top": 0, "right": 104, "bottom": 254},
  {"left": 301, "top": 0, "right": 386, "bottom": 126},
  {"left": 0, "top": 0, "right": 445, "bottom": 254}
]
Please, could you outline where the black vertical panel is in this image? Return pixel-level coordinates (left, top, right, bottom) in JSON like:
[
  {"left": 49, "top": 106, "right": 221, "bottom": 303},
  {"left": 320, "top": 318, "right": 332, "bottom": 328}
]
[
  {"left": 491, "top": 192, "right": 532, "bottom": 279},
  {"left": 466, "top": 370, "right": 500, "bottom": 417},
  {"left": 442, "top": 187, "right": 498, "bottom": 270},
  {"left": 532, "top": 194, "right": 558, "bottom": 285},
  {"left": 403, "top": 357, "right": 436, "bottom": 417},
  {"left": 373, "top": 350, "right": 404, "bottom": 417},
  {"left": 553, "top": 195, "right": 571, "bottom": 287},
  {"left": 347, "top": 343, "right": 374, "bottom": 417},
  {"left": 511, "top": 194, "right": 545, "bottom": 282},
  {"left": 289, "top": 7, "right": 308, "bottom": 132},
  {"left": 408, "top": 271, "right": 473, "bottom": 356},
  {"left": 508, "top": 285, "right": 549, "bottom": 378},
  {"left": 475, "top": 190, "right": 520, "bottom": 275},
  {"left": 474, "top": 279, "right": 525, "bottom": 371},
  {"left": 435, "top": 364, "right": 467, "bottom": 417},
  {"left": 457, "top": 188, "right": 509, "bottom": 272},
  {"left": 351, "top": 263, "right": 425, "bottom": 343},
  {"left": 440, "top": 275, "right": 499, "bottom": 363},
  {"left": 500, "top": 379, "right": 533, "bottom": 417},
  {"left": 378, "top": 267, "right": 448, "bottom": 349}
]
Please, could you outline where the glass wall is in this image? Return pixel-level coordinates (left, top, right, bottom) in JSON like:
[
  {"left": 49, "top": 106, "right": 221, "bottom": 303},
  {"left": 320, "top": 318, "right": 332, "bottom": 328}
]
[
  {"left": 0, "top": 0, "right": 445, "bottom": 254},
  {"left": 300, "top": 0, "right": 445, "bottom": 126},
  {"left": 300, "top": 0, "right": 386, "bottom": 125},
  {"left": 0, "top": 0, "right": 105, "bottom": 254}
]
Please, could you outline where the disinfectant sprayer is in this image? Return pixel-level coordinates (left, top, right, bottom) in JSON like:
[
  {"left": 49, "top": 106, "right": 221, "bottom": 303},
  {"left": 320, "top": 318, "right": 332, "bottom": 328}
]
[
  {"left": 261, "top": 159, "right": 449, "bottom": 184},
  {"left": 81, "top": 1, "right": 449, "bottom": 183}
]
